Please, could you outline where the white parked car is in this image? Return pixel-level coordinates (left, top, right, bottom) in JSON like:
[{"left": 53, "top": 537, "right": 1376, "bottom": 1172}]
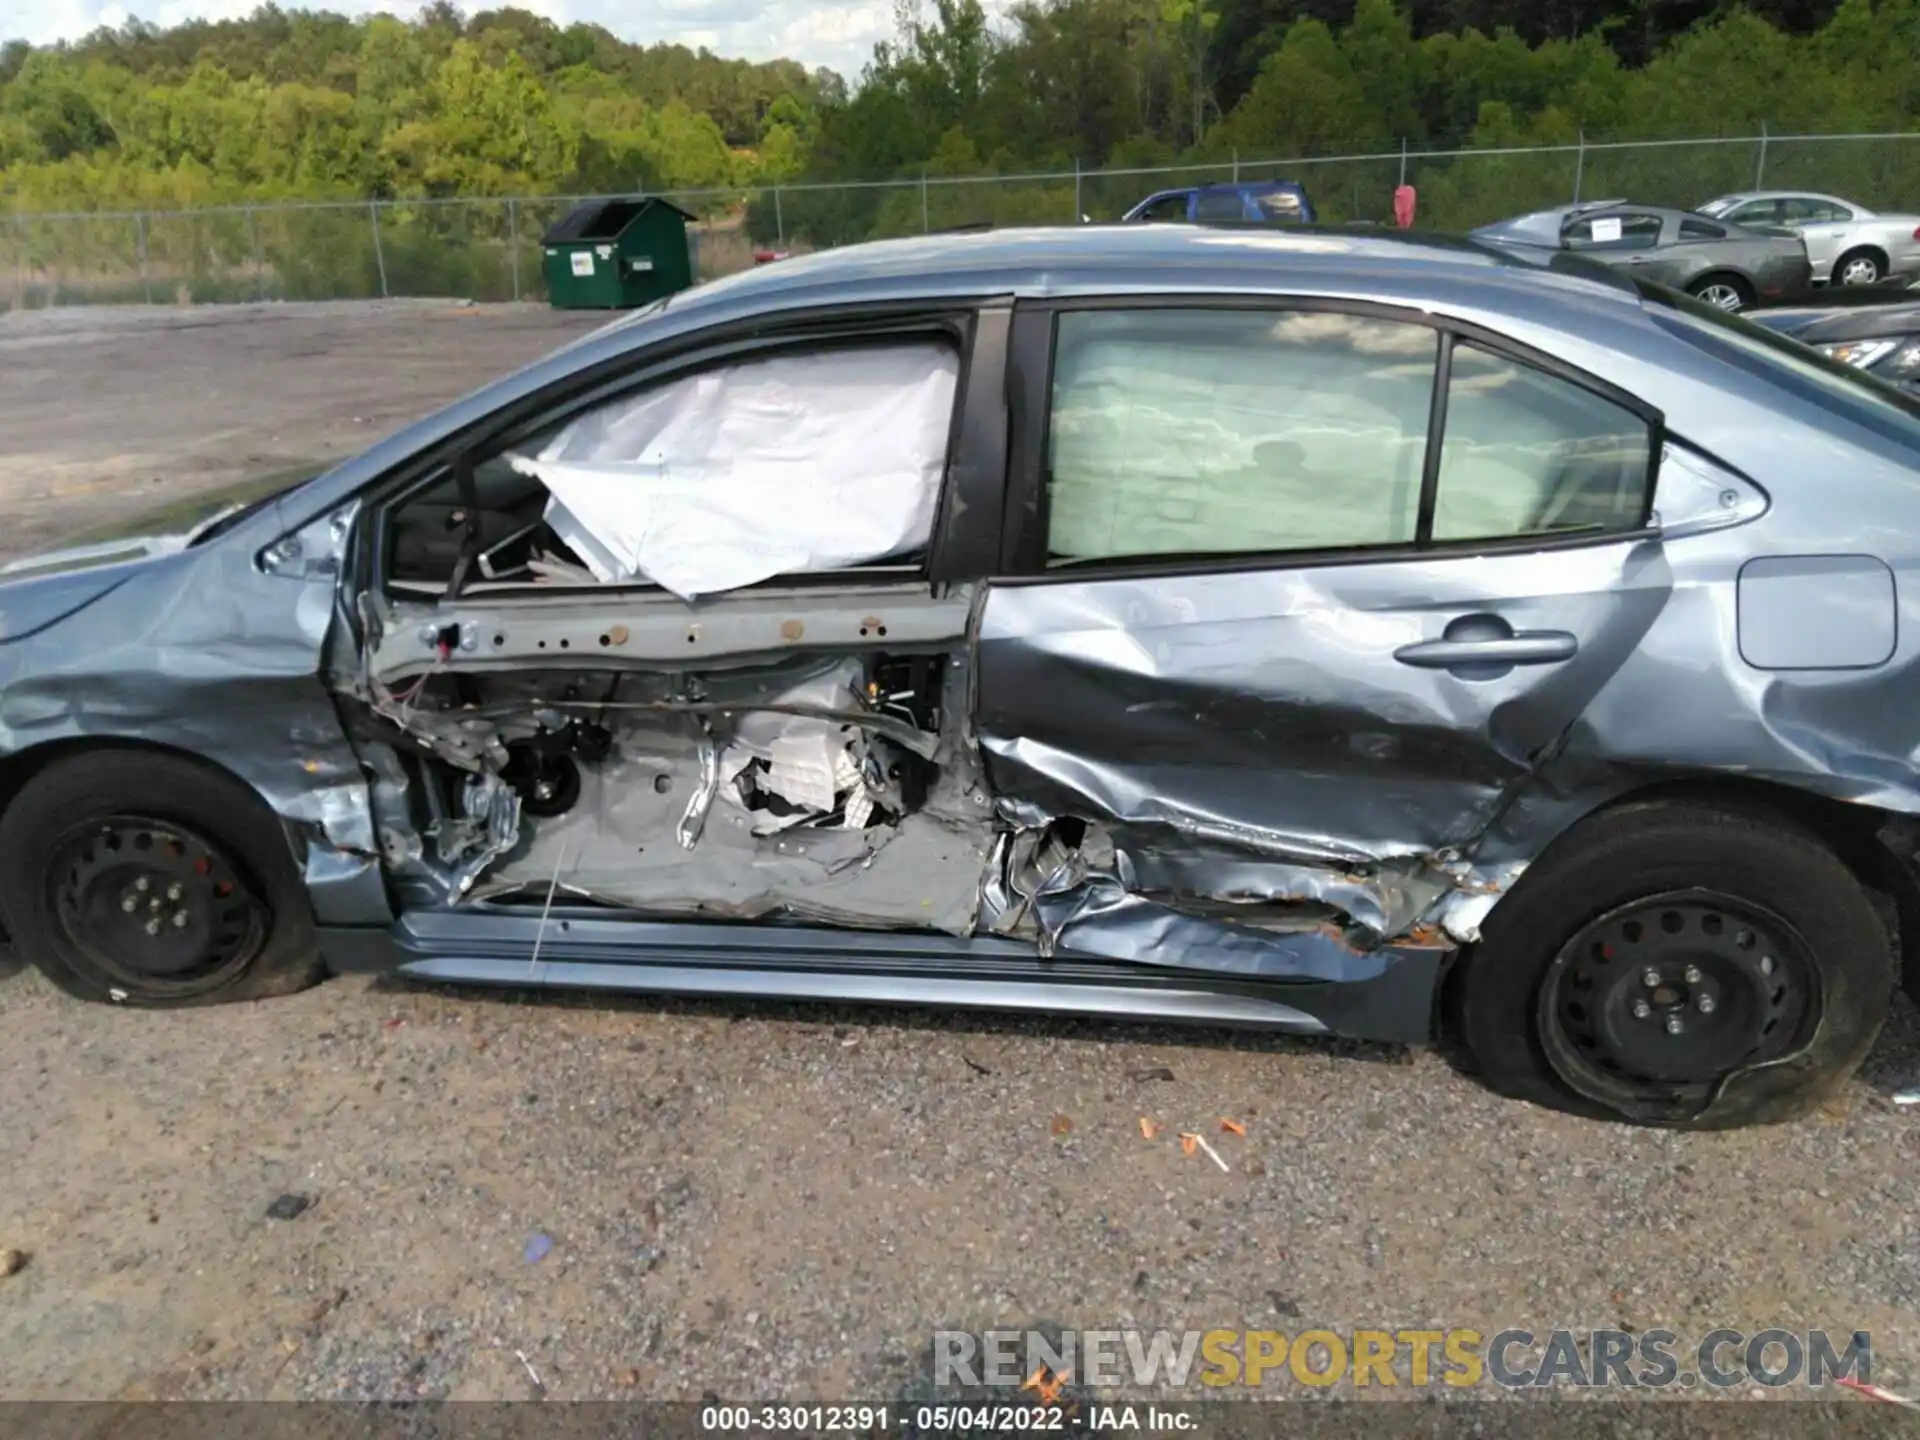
[{"left": 1697, "top": 191, "right": 1920, "bottom": 287}]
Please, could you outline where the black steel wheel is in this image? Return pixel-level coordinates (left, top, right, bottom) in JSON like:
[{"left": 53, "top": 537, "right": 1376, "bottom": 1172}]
[
  {"left": 1540, "top": 892, "right": 1816, "bottom": 1100},
  {"left": 0, "top": 748, "right": 324, "bottom": 1007},
  {"left": 1444, "top": 799, "right": 1895, "bottom": 1128},
  {"left": 47, "top": 817, "right": 269, "bottom": 997}
]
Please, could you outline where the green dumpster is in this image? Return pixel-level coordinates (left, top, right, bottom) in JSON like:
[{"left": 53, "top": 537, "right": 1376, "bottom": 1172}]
[{"left": 541, "top": 197, "right": 696, "bottom": 309}]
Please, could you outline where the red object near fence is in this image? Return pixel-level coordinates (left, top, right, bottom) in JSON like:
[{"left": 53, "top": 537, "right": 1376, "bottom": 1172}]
[{"left": 1393, "top": 185, "right": 1417, "bottom": 229}]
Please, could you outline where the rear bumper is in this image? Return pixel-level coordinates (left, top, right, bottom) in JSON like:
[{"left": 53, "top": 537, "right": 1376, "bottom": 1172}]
[
  {"left": 318, "top": 909, "right": 1445, "bottom": 1045},
  {"left": 1757, "top": 257, "right": 1815, "bottom": 302}
]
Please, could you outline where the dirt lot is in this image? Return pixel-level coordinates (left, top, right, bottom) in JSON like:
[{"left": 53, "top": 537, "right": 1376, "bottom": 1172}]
[
  {"left": 0, "top": 300, "right": 604, "bottom": 561},
  {"left": 3, "top": 302, "right": 1920, "bottom": 1418}
]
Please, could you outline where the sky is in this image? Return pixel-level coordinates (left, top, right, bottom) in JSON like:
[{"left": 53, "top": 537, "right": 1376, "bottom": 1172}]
[{"left": 1, "top": 0, "right": 952, "bottom": 78}]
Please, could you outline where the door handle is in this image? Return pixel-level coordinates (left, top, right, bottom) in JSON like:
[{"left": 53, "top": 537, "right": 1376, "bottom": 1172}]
[{"left": 1394, "top": 632, "right": 1579, "bottom": 669}]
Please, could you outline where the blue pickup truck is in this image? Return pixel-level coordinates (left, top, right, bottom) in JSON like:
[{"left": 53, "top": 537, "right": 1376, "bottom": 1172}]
[{"left": 1121, "top": 180, "right": 1316, "bottom": 226}]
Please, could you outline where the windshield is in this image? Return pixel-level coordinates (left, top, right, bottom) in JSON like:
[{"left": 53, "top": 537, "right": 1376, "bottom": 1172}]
[{"left": 1638, "top": 279, "right": 1920, "bottom": 442}]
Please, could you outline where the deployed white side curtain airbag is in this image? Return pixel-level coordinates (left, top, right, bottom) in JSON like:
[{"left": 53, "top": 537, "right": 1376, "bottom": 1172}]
[{"left": 508, "top": 342, "right": 960, "bottom": 598}]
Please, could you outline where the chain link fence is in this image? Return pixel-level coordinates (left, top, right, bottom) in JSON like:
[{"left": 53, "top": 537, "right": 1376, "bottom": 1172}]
[{"left": 6, "top": 131, "right": 1920, "bottom": 310}]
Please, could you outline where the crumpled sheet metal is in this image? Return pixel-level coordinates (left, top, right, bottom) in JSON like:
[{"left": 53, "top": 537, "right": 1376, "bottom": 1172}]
[
  {"left": 1103, "top": 836, "right": 1451, "bottom": 938},
  {"left": 0, "top": 534, "right": 397, "bottom": 927},
  {"left": 1035, "top": 875, "right": 1393, "bottom": 983},
  {"left": 967, "top": 539, "right": 1683, "bottom": 953},
  {"left": 982, "top": 825, "right": 1396, "bottom": 982},
  {"left": 511, "top": 343, "right": 959, "bottom": 598},
  {"left": 983, "top": 735, "right": 1399, "bottom": 868},
  {"left": 982, "top": 751, "right": 1460, "bottom": 942},
  {"left": 974, "top": 544, "right": 1671, "bottom": 866}
]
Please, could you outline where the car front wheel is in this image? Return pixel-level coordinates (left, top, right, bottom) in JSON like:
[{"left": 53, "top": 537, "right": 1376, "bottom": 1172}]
[
  {"left": 0, "top": 750, "right": 324, "bottom": 1006},
  {"left": 1445, "top": 800, "right": 1895, "bottom": 1128}
]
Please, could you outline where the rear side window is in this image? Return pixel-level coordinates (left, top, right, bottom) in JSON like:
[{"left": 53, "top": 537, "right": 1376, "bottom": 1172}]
[
  {"left": 1728, "top": 200, "right": 1780, "bottom": 226},
  {"left": 1194, "top": 190, "right": 1248, "bottom": 222},
  {"left": 1679, "top": 216, "right": 1727, "bottom": 240},
  {"left": 1431, "top": 344, "right": 1653, "bottom": 542},
  {"left": 1566, "top": 213, "right": 1663, "bottom": 250},
  {"left": 1041, "top": 309, "right": 1656, "bottom": 567},
  {"left": 1045, "top": 310, "right": 1438, "bottom": 562},
  {"left": 1780, "top": 196, "right": 1850, "bottom": 223},
  {"left": 1253, "top": 190, "right": 1306, "bottom": 223}
]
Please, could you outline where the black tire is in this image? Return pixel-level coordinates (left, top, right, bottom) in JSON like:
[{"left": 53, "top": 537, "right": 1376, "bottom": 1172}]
[
  {"left": 1444, "top": 800, "right": 1894, "bottom": 1129},
  {"left": 1834, "top": 248, "right": 1886, "bottom": 287},
  {"left": 0, "top": 749, "right": 323, "bottom": 1007},
  {"left": 1686, "top": 273, "right": 1755, "bottom": 313}
]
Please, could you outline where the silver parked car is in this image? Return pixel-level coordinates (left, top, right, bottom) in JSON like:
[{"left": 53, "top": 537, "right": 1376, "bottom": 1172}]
[
  {"left": 0, "top": 226, "right": 1915, "bottom": 1130},
  {"left": 1697, "top": 190, "right": 1920, "bottom": 287},
  {"left": 1472, "top": 200, "right": 1813, "bottom": 311}
]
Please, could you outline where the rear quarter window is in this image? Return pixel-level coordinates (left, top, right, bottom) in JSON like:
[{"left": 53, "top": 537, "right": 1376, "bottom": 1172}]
[{"left": 1253, "top": 190, "right": 1307, "bottom": 223}]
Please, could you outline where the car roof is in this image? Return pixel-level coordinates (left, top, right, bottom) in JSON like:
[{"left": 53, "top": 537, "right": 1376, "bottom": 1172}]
[
  {"left": 656, "top": 223, "right": 1639, "bottom": 319},
  {"left": 1710, "top": 190, "right": 1855, "bottom": 205},
  {"left": 1138, "top": 180, "right": 1305, "bottom": 198}
]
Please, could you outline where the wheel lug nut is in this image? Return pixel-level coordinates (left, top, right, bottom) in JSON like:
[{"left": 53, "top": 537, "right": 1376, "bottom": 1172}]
[
  {"left": 1684, "top": 965, "right": 1702, "bottom": 984},
  {"left": 144, "top": 918, "right": 161, "bottom": 936},
  {"left": 1665, "top": 1014, "right": 1685, "bottom": 1035},
  {"left": 1632, "top": 999, "right": 1652, "bottom": 1019},
  {"left": 1642, "top": 967, "right": 1661, "bottom": 988},
  {"left": 121, "top": 894, "right": 138, "bottom": 913},
  {"left": 1697, "top": 994, "right": 1716, "bottom": 1014},
  {"left": 135, "top": 877, "right": 150, "bottom": 892},
  {"left": 166, "top": 883, "right": 182, "bottom": 901},
  {"left": 1760, "top": 955, "right": 1775, "bottom": 976},
  {"left": 149, "top": 897, "right": 162, "bottom": 911}
]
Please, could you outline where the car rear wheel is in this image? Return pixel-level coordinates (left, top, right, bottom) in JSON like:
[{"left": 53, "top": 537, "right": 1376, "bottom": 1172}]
[
  {"left": 1687, "top": 274, "right": 1753, "bottom": 312},
  {"left": 1444, "top": 800, "right": 1894, "bottom": 1128},
  {"left": 0, "top": 750, "right": 324, "bottom": 1006},
  {"left": 1835, "top": 249, "right": 1885, "bottom": 287}
]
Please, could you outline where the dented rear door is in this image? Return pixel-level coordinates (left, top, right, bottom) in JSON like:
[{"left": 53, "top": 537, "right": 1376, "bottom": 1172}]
[{"left": 974, "top": 300, "right": 1673, "bottom": 935}]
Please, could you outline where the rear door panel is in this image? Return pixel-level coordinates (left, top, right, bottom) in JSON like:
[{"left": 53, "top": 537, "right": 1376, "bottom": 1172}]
[
  {"left": 975, "top": 541, "right": 1671, "bottom": 869},
  {"left": 974, "top": 297, "right": 1672, "bottom": 941}
]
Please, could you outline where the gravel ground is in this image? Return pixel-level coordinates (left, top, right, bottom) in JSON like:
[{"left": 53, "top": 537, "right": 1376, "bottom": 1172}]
[
  {"left": 0, "top": 299, "right": 603, "bottom": 562},
  {"left": 3, "top": 301, "right": 1920, "bottom": 1420}
]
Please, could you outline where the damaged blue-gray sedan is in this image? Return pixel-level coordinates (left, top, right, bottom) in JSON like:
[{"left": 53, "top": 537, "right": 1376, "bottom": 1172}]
[{"left": 3, "top": 225, "right": 1916, "bottom": 1130}]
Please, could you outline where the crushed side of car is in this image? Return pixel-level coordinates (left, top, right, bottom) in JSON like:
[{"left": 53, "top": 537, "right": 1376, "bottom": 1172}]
[{"left": 337, "top": 565, "right": 1512, "bottom": 986}]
